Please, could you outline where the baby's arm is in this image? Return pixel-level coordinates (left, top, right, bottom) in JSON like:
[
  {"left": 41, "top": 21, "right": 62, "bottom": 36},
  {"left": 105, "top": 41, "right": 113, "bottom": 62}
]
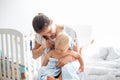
[
  {"left": 69, "top": 51, "right": 84, "bottom": 72},
  {"left": 76, "top": 53, "right": 84, "bottom": 72}
]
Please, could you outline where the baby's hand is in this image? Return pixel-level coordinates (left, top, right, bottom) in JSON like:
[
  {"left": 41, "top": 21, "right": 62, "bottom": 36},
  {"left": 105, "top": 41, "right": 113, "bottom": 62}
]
[{"left": 79, "top": 66, "right": 84, "bottom": 72}]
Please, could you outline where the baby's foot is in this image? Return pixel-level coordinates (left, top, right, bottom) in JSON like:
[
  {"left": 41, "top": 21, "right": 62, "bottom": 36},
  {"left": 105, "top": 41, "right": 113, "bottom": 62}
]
[{"left": 47, "top": 75, "right": 59, "bottom": 80}]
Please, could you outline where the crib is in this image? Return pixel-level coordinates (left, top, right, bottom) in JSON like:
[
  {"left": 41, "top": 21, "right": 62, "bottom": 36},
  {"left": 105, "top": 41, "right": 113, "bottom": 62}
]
[{"left": 0, "top": 28, "right": 40, "bottom": 80}]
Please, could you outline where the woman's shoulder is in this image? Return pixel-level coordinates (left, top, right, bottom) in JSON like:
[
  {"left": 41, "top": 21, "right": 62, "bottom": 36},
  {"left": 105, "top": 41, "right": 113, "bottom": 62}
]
[
  {"left": 56, "top": 24, "right": 63, "bottom": 27},
  {"left": 56, "top": 24, "right": 64, "bottom": 30},
  {"left": 56, "top": 24, "right": 75, "bottom": 32}
]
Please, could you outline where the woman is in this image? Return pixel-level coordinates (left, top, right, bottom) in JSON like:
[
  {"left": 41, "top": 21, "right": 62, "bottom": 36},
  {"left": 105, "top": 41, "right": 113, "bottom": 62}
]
[{"left": 32, "top": 13, "right": 81, "bottom": 79}]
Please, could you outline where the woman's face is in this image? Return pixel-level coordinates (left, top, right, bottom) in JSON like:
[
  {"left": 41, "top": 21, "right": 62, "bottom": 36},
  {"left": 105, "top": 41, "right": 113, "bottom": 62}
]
[{"left": 39, "top": 24, "right": 56, "bottom": 39}]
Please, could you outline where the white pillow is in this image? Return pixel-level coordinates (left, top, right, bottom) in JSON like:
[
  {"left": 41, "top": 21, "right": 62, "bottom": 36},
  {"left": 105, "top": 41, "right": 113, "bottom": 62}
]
[
  {"left": 92, "top": 47, "right": 109, "bottom": 60},
  {"left": 106, "top": 47, "right": 120, "bottom": 61},
  {"left": 82, "top": 46, "right": 108, "bottom": 60}
]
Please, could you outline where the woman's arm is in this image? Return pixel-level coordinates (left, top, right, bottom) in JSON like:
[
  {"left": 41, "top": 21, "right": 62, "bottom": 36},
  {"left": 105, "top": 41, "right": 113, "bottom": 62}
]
[
  {"left": 32, "top": 41, "right": 45, "bottom": 59},
  {"left": 57, "top": 52, "right": 84, "bottom": 72},
  {"left": 57, "top": 50, "right": 84, "bottom": 68},
  {"left": 42, "top": 54, "right": 50, "bottom": 66},
  {"left": 57, "top": 54, "right": 75, "bottom": 67},
  {"left": 32, "top": 39, "right": 54, "bottom": 59},
  {"left": 73, "top": 32, "right": 79, "bottom": 52},
  {"left": 74, "top": 45, "right": 79, "bottom": 52},
  {"left": 41, "top": 51, "right": 52, "bottom": 66}
]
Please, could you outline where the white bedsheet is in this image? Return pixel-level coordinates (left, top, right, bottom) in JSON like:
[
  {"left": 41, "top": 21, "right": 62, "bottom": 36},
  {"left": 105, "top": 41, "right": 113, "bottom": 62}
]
[{"left": 81, "top": 46, "right": 120, "bottom": 80}]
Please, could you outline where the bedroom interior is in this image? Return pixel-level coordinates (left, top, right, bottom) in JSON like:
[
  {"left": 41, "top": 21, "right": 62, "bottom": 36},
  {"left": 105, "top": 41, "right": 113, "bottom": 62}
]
[{"left": 0, "top": 0, "right": 120, "bottom": 80}]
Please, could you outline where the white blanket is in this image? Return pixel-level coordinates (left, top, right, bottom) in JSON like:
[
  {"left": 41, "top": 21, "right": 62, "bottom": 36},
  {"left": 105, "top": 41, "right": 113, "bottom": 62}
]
[{"left": 81, "top": 46, "right": 120, "bottom": 80}]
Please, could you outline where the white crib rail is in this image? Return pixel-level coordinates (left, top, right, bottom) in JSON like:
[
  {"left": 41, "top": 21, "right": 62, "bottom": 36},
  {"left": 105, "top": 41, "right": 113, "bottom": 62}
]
[
  {"left": 0, "top": 28, "right": 25, "bottom": 80},
  {"left": 0, "top": 28, "right": 40, "bottom": 80}
]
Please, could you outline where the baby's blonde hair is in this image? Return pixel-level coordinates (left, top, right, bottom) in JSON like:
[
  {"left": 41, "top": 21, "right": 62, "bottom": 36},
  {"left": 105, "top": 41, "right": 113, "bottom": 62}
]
[{"left": 55, "top": 32, "right": 70, "bottom": 48}]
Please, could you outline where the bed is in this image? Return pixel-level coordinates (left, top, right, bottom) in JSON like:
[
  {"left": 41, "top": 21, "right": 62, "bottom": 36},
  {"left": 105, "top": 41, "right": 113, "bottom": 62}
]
[
  {"left": 81, "top": 45, "right": 120, "bottom": 80},
  {"left": 0, "top": 28, "right": 40, "bottom": 80},
  {"left": 1, "top": 28, "right": 120, "bottom": 80}
]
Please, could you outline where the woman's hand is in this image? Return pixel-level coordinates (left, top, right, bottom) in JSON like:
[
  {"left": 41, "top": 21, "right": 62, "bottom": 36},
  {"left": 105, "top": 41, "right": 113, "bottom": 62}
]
[
  {"left": 42, "top": 40, "right": 54, "bottom": 49},
  {"left": 57, "top": 55, "right": 74, "bottom": 67}
]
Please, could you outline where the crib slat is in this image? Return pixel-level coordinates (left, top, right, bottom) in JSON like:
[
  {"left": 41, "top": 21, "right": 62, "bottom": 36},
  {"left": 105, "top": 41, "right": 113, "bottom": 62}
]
[
  {"left": 6, "top": 34, "right": 11, "bottom": 79},
  {"left": 15, "top": 36, "right": 20, "bottom": 80},
  {"left": 0, "top": 34, "right": 2, "bottom": 78},
  {"left": 8, "top": 34, "right": 12, "bottom": 80},
  {"left": 10, "top": 35, "right": 15, "bottom": 80},
  {"left": 4, "top": 34, "right": 7, "bottom": 79},
  {"left": 20, "top": 36, "right": 25, "bottom": 65},
  {"left": 1, "top": 34, "right": 6, "bottom": 79},
  {"left": 5, "top": 34, "right": 9, "bottom": 78},
  {"left": 14, "top": 36, "right": 17, "bottom": 79}
]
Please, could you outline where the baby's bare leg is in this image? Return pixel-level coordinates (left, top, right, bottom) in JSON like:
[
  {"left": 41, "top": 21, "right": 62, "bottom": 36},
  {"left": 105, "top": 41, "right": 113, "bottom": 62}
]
[
  {"left": 47, "top": 75, "right": 59, "bottom": 80},
  {"left": 58, "top": 74, "right": 62, "bottom": 80}
]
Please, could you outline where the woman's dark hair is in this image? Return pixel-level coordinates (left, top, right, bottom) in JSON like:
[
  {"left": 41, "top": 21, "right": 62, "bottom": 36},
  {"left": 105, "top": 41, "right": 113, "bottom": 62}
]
[{"left": 32, "top": 13, "right": 50, "bottom": 33}]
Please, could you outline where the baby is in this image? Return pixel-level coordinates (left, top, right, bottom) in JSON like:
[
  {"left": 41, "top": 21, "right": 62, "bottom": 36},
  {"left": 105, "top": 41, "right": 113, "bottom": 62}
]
[{"left": 38, "top": 32, "right": 84, "bottom": 80}]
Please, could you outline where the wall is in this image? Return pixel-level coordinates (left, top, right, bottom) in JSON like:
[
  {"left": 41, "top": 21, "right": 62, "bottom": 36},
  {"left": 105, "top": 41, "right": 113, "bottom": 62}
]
[{"left": 0, "top": 0, "right": 120, "bottom": 47}]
